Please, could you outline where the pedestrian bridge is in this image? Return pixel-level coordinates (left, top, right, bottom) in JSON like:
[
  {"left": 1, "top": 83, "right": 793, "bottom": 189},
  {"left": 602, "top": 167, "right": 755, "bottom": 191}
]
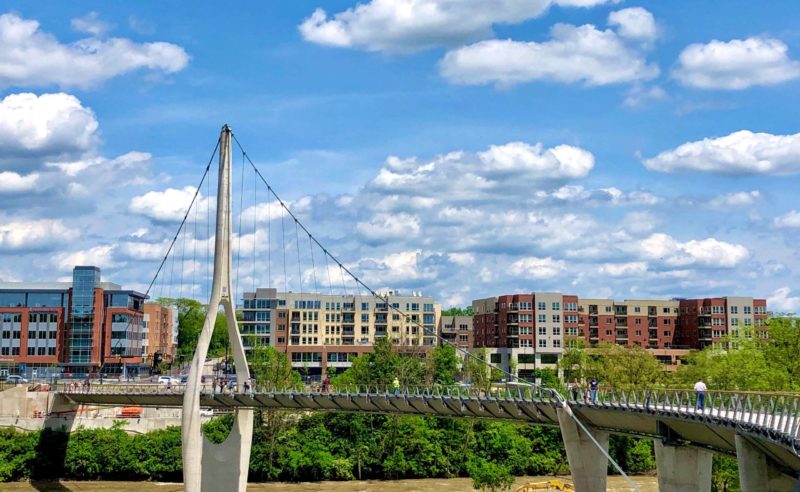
[{"left": 57, "top": 383, "right": 800, "bottom": 492}]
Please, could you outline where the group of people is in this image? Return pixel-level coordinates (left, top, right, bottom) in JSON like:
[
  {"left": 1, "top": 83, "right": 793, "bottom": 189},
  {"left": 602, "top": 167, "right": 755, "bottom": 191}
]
[
  {"left": 568, "top": 379, "right": 600, "bottom": 402},
  {"left": 567, "top": 378, "right": 710, "bottom": 411}
]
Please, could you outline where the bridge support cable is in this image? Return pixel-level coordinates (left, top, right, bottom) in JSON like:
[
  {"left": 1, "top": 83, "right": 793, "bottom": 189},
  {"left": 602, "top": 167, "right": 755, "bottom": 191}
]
[{"left": 231, "top": 135, "right": 546, "bottom": 392}]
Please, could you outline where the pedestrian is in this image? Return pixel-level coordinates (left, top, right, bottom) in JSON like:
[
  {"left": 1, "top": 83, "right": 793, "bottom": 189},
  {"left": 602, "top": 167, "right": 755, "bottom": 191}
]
[
  {"left": 694, "top": 379, "right": 708, "bottom": 411},
  {"left": 322, "top": 376, "right": 330, "bottom": 393},
  {"left": 392, "top": 376, "right": 400, "bottom": 396},
  {"left": 228, "top": 378, "right": 235, "bottom": 393},
  {"left": 570, "top": 381, "right": 579, "bottom": 401},
  {"left": 219, "top": 379, "right": 225, "bottom": 394},
  {"left": 166, "top": 378, "right": 173, "bottom": 392},
  {"left": 243, "top": 379, "right": 251, "bottom": 395},
  {"left": 589, "top": 378, "right": 598, "bottom": 403}
]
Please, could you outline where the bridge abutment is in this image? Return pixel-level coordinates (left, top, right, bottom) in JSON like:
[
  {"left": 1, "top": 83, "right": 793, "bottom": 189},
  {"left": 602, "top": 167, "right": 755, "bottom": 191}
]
[
  {"left": 735, "top": 434, "right": 799, "bottom": 492},
  {"left": 556, "top": 406, "right": 609, "bottom": 492},
  {"left": 654, "top": 440, "right": 713, "bottom": 492}
]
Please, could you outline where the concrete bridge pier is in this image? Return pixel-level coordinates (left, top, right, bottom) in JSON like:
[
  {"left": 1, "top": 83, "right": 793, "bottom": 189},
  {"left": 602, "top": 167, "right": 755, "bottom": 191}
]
[
  {"left": 735, "top": 434, "right": 799, "bottom": 492},
  {"left": 556, "top": 406, "right": 609, "bottom": 492},
  {"left": 653, "top": 440, "right": 713, "bottom": 492}
]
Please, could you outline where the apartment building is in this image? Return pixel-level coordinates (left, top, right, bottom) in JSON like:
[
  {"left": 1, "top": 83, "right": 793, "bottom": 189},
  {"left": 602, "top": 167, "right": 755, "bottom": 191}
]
[
  {"left": 0, "top": 266, "right": 147, "bottom": 379},
  {"left": 677, "top": 297, "right": 768, "bottom": 348},
  {"left": 471, "top": 292, "right": 768, "bottom": 378},
  {"left": 143, "top": 303, "right": 179, "bottom": 364},
  {"left": 240, "top": 289, "right": 440, "bottom": 379},
  {"left": 438, "top": 315, "right": 473, "bottom": 351}
]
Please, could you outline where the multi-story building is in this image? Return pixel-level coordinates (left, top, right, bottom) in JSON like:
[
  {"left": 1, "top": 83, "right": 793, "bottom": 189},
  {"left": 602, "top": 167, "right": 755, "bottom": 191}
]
[
  {"left": 143, "top": 303, "right": 179, "bottom": 365},
  {"left": 240, "top": 289, "right": 440, "bottom": 379},
  {"left": 472, "top": 292, "right": 768, "bottom": 379},
  {"left": 677, "top": 297, "right": 767, "bottom": 349},
  {"left": 438, "top": 315, "right": 473, "bottom": 351},
  {"left": 0, "top": 266, "right": 146, "bottom": 379}
]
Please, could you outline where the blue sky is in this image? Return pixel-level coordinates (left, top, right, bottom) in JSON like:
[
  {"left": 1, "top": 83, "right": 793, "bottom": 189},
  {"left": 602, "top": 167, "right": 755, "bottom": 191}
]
[{"left": 1, "top": 1, "right": 799, "bottom": 311}]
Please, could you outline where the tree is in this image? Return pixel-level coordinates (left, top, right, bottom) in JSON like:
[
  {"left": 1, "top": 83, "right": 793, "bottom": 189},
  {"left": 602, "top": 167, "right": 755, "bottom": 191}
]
[
  {"left": 248, "top": 344, "right": 301, "bottom": 391},
  {"left": 441, "top": 306, "right": 474, "bottom": 317},
  {"left": 587, "top": 343, "right": 664, "bottom": 391},
  {"left": 467, "top": 458, "right": 514, "bottom": 492},
  {"left": 559, "top": 341, "right": 589, "bottom": 383},
  {"left": 432, "top": 344, "right": 459, "bottom": 385}
]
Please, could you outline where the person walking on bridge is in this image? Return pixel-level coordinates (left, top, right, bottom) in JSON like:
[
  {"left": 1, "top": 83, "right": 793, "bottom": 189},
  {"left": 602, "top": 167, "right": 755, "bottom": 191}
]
[
  {"left": 589, "top": 378, "right": 598, "bottom": 403},
  {"left": 694, "top": 379, "right": 708, "bottom": 411},
  {"left": 392, "top": 376, "right": 400, "bottom": 396}
]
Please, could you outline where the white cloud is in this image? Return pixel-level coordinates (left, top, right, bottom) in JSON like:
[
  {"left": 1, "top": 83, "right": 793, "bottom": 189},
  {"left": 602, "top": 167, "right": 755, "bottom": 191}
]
[
  {"left": 129, "top": 186, "right": 212, "bottom": 222},
  {"left": 607, "top": 7, "right": 657, "bottom": 41},
  {"left": 708, "top": 190, "right": 761, "bottom": 208},
  {"left": 300, "top": 0, "right": 624, "bottom": 54},
  {"left": 299, "top": 0, "right": 626, "bottom": 54},
  {"left": 0, "top": 93, "right": 98, "bottom": 168},
  {"left": 644, "top": 130, "right": 800, "bottom": 175},
  {"left": 355, "top": 250, "right": 437, "bottom": 285},
  {"left": 448, "top": 252, "right": 475, "bottom": 267},
  {"left": 673, "top": 37, "right": 800, "bottom": 90},
  {"left": 599, "top": 261, "right": 648, "bottom": 277},
  {"left": 640, "top": 233, "right": 748, "bottom": 267},
  {"left": 767, "top": 287, "right": 800, "bottom": 312},
  {"left": 71, "top": 12, "right": 112, "bottom": 37},
  {"left": 533, "top": 185, "right": 661, "bottom": 206},
  {"left": 510, "top": 257, "right": 566, "bottom": 279},
  {"left": 368, "top": 142, "right": 594, "bottom": 202},
  {"left": 0, "top": 219, "right": 79, "bottom": 251},
  {"left": 773, "top": 210, "right": 800, "bottom": 228},
  {"left": 0, "top": 13, "right": 188, "bottom": 89},
  {"left": 439, "top": 15, "right": 659, "bottom": 87},
  {"left": 51, "top": 151, "right": 152, "bottom": 178},
  {"left": 55, "top": 245, "right": 118, "bottom": 271},
  {"left": 0, "top": 171, "right": 39, "bottom": 192},
  {"left": 356, "top": 212, "right": 421, "bottom": 243}
]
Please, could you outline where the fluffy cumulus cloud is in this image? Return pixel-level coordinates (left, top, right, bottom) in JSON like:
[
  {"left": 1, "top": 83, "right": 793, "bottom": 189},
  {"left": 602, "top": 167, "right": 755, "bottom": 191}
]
[
  {"left": 673, "top": 37, "right": 800, "bottom": 90},
  {"left": 356, "top": 212, "right": 421, "bottom": 244},
  {"left": 368, "top": 141, "right": 594, "bottom": 201},
  {"left": 510, "top": 257, "right": 567, "bottom": 279},
  {"left": 599, "top": 261, "right": 648, "bottom": 277},
  {"left": 129, "top": 186, "right": 213, "bottom": 223},
  {"left": 644, "top": 130, "right": 800, "bottom": 175},
  {"left": 54, "top": 245, "right": 119, "bottom": 271},
  {"left": 533, "top": 185, "right": 661, "bottom": 206},
  {"left": 607, "top": 7, "right": 658, "bottom": 41},
  {"left": 767, "top": 287, "right": 800, "bottom": 312},
  {"left": 299, "top": 0, "right": 618, "bottom": 54},
  {"left": 440, "top": 10, "right": 659, "bottom": 87},
  {"left": 773, "top": 210, "right": 800, "bottom": 229},
  {"left": 639, "top": 233, "right": 748, "bottom": 267},
  {"left": 0, "top": 219, "right": 79, "bottom": 252},
  {"left": 0, "top": 93, "right": 98, "bottom": 169},
  {"left": 0, "top": 13, "right": 188, "bottom": 89},
  {"left": 0, "top": 171, "right": 39, "bottom": 192}
]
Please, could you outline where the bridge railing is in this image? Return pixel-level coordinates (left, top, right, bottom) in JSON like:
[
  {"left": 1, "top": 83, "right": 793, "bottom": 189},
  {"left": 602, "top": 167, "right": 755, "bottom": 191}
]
[{"left": 568, "top": 387, "right": 800, "bottom": 442}]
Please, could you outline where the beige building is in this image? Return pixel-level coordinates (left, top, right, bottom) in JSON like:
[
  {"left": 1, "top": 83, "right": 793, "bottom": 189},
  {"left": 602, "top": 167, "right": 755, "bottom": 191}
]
[{"left": 241, "top": 289, "right": 440, "bottom": 379}]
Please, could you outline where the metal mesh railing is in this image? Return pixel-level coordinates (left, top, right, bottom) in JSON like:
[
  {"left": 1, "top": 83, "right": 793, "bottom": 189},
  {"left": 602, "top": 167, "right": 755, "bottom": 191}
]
[{"left": 57, "top": 382, "right": 800, "bottom": 451}]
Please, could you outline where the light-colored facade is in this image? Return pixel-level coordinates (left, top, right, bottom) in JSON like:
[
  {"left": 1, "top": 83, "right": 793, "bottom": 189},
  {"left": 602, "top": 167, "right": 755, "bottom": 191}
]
[
  {"left": 143, "top": 303, "right": 179, "bottom": 364},
  {"left": 240, "top": 289, "right": 441, "bottom": 378}
]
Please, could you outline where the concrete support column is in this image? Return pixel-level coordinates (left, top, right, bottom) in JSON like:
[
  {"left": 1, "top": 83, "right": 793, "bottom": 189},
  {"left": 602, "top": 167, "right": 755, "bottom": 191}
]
[
  {"left": 654, "top": 440, "right": 713, "bottom": 492},
  {"left": 556, "top": 406, "right": 609, "bottom": 492},
  {"left": 735, "top": 434, "right": 798, "bottom": 492}
]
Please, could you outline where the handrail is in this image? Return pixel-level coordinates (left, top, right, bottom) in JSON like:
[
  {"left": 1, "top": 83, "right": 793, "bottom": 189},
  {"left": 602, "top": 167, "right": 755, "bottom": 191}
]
[{"left": 56, "top": 382, "right": 800, "bottom": 444}]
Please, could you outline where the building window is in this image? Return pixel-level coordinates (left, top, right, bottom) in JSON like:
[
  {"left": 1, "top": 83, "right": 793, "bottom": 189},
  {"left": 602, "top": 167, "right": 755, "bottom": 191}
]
[
  {"left": 552, "top": 315, "right": 560, "bottom": 323},
  {"left": 552, "top": 302, "right": 560, "bottom": 311},
  {"left": 538, "top": 326, "right": 546, "bottom": 335},
  {"left": 538, "top": 339, "right": 547, "bottom": 348},
  {"left": 730, "top": 306, "right": 738, "bottom": 314},
  {"left": 552, "top": 326, "right": 561, "bottom": 336},
  {"left": 490, "top": 353, "right": 501, "bottom": 364},
  {"left": 537, "top": 302, "right": 546, "bottom": 310}
]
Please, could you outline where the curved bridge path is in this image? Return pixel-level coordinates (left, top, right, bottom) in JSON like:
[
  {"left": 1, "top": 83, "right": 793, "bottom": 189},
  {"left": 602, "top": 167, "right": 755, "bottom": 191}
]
[{"left": 58, "top": 383, "right": 800, "bottom": 492}]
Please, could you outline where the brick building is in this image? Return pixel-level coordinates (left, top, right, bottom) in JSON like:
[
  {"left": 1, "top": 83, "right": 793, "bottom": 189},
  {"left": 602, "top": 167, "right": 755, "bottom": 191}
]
[{"left": 0, "top": 266, "right": 147, "bottom": 379}]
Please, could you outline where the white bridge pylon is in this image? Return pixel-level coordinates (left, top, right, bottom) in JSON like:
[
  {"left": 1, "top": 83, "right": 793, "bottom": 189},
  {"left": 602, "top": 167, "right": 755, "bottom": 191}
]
[{"left": 182, "top": 125, "right": 253, "bottom": 492}]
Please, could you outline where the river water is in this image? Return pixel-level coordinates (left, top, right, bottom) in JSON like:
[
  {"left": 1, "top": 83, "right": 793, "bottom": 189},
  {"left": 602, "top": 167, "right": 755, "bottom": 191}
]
[{"left": 5, "top": 476, "right": 658, "bottom": 491}]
